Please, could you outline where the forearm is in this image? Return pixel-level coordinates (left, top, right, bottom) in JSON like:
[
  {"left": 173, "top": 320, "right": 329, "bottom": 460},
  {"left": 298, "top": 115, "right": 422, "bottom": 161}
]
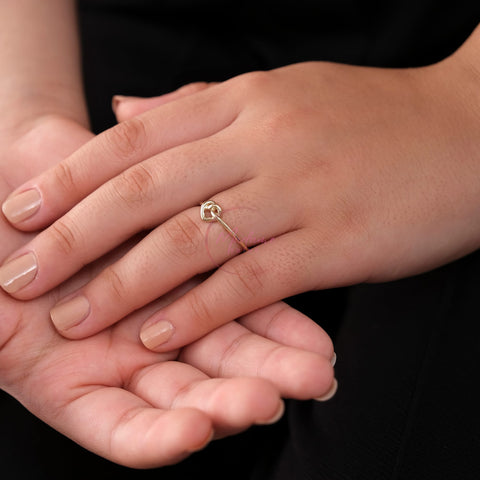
[{"left": 0, "top": 0, "right": 88, "bottom": 129}]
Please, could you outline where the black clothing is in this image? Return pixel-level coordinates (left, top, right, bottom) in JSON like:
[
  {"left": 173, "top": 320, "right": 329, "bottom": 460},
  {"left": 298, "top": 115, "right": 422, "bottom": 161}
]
[{"left": 1, "top": 1, "right": 479, "bottom": 478}]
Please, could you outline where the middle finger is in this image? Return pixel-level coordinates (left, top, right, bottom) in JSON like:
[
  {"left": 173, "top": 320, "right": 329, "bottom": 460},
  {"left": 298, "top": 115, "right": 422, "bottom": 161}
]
[
  {"left": 48, "top": 179, "right": 295, "bottom": 338},
  {"left": 0, "top": 129, "right": 251, "bottom": 299}
]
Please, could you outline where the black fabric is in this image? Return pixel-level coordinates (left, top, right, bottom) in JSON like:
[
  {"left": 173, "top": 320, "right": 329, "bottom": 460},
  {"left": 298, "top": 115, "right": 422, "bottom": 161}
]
[
  {"left": 77, "top": 0, "right": 480, "bottom": 134},
  {"left": 259, "top": 252, "right": 480, "bottom": 480},
  {"left": 1, "top": 1, "right": 480, "bottom": 478}
]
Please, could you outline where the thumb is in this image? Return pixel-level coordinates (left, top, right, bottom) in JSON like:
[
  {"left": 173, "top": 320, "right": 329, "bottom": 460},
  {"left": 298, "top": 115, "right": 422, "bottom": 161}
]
[{"left": 112, "top": 82, "right": 215, "bottom": 122}]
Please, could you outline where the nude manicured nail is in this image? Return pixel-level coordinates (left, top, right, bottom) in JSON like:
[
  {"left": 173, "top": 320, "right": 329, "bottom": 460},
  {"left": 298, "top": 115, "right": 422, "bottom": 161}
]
[
  {"left": 256, "top": 400, "right": 285, "bottom": 425},
  {"left": 330, "top": 352, "right": 337, "bottom": 367},
  {"left": 2, "top": 189, "right": 41, "bottom": 223},
  {"left": 112, "top": 95, "right": 123, "bottom": 112},
  {"left": 140, "top": 320, "right": 175, "bottom": 350},
  {"left": 187, "top": 429, "right": 215, "bottom": 453},
  {"left": 112, "top": 95, "right": 136, "bottom": 112},
  {"left": 315, "top": 379, "right": 338, "bottom": 402},
  {"left": 50, "top": 295, "right": 90, "bottom": 331},
  {"left": 0, "top": 252, "right": 38, "bottom": 293}
]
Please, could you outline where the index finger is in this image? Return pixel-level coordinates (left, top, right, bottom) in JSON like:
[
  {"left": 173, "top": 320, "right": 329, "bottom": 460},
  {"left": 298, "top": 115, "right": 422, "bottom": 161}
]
[{"left": 1, "top": 83, "right": 237, "bottom": 230}]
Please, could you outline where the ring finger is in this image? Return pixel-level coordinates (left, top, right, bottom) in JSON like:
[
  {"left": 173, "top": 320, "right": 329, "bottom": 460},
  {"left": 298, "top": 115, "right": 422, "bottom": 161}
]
[
  {"left": 47, "top": 180, "right": 297, "bottom": 338},
  {"left": 0, "top": 128, "right": 251, "bottom": 298}
]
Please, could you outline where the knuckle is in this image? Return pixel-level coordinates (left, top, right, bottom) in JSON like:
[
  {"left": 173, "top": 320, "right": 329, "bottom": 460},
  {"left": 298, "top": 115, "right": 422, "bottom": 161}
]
[
  {"left": 49, "top": 218, "right": 81, "bottom": 256},
  {"left": 226, "top": 70, "right": 274, "bottom": 103},
  {"left": 237, "top": 70, "right": 272, "bottom": 93},
  {"left": 178, "top": 81, "right": 210, "bottom": 95},
  {"left": 162, "top": 213, "right": 204, "bottom": 261},
  {"left": 110, "top": 163, "right": 156, "bottom": 209},
  {"left": 105, "top": 117, "right": 147, "bottom": 160},
  {"left": 260, "top": 111, "right": 295, "bottom": 140},
  {"left": 222, "top": 257, "right": 266, "bottom": 299},
  {"left": 259, "top": 106, "right": 313, "bottom": 144},
  {"left": 102, "top": 266, "right": 129, "bottom": 304},
  {"left": 216, "top": 331, "right": 250, "bottom": 378},
  {"left": 184, "top": 288, "right": 213, "bottom": 327},
  {"left": 52, "top": 161, "right": 76, "bottom": 194}
]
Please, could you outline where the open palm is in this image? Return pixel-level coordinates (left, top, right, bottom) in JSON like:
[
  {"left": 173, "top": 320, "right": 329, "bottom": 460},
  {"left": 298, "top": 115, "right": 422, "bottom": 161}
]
[{"left": 0, "top": 115, "right": 335, "bottom": 468}]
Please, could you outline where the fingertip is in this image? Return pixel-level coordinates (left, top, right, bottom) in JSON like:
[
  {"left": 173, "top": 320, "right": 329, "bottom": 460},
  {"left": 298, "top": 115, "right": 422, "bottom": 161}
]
[
  {"left": 112, "top": 95, "right": 144, "bottom": 122},
  {"left": 235, "top": 378, "right": 283, "bottom": 427},
  {"left": 118, "top": 409, "right": 214, "bottom": 469},
  {"left": 112, "top": 82, "right": 214, "bottom": 122},
  {"left": 260, "top": 345, "right": 335, "bottom": 401},
  {"left": 50, "top": 295, "right": 91, "bottom": 335},
  {"left": 140, "top": 319, "right": 175, "bottom": 351},
  {"left": 314, "top": 378, "right": 338, "bottom": 402},
  {"left": 2, "top": 188, "right": 42, "bottom": 227},
  {"left": 240, "top": 301, "right": 335, "bottom": 357},
  {"left": 167, "top": 409, "right": 215, "bottom": 460},
  {"left": 256, "top": 399, "right": 285, "bottom": 425},
  {"left": 2, "top": 186, "right": 66, "bottom": 233},
  {"left": 112, "top": 94, "right": 130, "bottom": 113},
  {"left": 0, "top": 251, "right": 38, "bottom": 297},
  {"left": 197, "top": 377, "right": 283, "bottom": 433},
  {"left": 330, "top": 351, "right": 337, "bottom": 367},
  {"left": 186, "top": 425, "right": 215, "bottom": 454}
]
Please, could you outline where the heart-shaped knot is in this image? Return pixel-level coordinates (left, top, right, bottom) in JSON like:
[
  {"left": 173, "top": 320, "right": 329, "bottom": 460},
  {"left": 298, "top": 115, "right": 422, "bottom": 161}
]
[{"left": 200, "top": 200, "right": 222, "bottom": 222}]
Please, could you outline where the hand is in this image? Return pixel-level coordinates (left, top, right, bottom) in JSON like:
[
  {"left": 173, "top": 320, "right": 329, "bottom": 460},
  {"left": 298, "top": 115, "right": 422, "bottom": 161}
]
[
  {"left": 3, "top": 30, "right": 479, "bottom": 352},
  {"left": 0, "top": 115, "right": 335, "bottom": 468}
]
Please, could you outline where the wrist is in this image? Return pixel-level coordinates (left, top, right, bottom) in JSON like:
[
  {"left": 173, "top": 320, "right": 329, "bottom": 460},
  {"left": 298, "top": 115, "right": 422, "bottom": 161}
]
[
  {"left": 0, "top": 0, "right": 89, "bottom": 132},
  {"left": 427, "top": 24, "right": 480, "bottom": 254}
]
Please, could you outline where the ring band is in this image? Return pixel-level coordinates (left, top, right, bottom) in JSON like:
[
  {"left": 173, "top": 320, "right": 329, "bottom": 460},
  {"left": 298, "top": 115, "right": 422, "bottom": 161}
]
[{"left": 200, "top": 200, "right": 248, "bottom": 252}]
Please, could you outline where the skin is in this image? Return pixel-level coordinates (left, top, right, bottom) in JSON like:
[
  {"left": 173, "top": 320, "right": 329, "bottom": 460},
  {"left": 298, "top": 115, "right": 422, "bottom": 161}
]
[
  {"left": 0, "top": 0, "right": 88, "bottom": 133},
  {"left": 0, "top": 1, "right": 336, "bottom": 467},
  {"left": 0, "top": 114, "right": 335, "bottom": 468},
  {"left": 1, "top": 25, "right": 479, "bottom": 353}
]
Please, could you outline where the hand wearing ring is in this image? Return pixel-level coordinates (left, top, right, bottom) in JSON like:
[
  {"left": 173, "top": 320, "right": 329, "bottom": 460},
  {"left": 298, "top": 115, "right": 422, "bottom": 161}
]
[
  {"left": 0, "top": 108, "right": 336, "bottom": 469},
  {"left": 1, "top": 56, "right": 478, "bottom": 404}
]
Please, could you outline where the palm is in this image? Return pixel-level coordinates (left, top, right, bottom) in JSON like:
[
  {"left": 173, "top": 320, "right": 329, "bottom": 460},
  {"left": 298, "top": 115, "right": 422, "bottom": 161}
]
[{"left": 0, "top": 116, "right": 334, "bottom": 468}]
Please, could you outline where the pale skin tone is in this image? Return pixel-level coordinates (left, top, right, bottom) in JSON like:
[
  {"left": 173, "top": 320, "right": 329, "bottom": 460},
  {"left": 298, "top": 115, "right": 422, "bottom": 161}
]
[
  {"left": 0, "top": 0, "right": 336, "bottom": 468},
  {"left": 0, "top": 112, "right": 336, "bottom": 467},
  {"left": 1, "top": 23, "right": 479, "bottom": 353}
]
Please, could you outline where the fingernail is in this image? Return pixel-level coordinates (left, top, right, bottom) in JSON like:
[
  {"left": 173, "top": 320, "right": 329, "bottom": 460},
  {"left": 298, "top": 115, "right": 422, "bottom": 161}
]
[
  {"left": 50, "top": 295, "right": 90, "bottom": 331},
  {"left": 2, "top": 189, "right": 41, "bottom": 223},
  {"left": 140, "top": 320, "right": 175, "bottom": 350},
  {"left": 315, "top": 379, "right": 338, "bottom": 402},
  {"left": 112, "top": 95, "right": 137, "bottom": 112},
  {"left": 0, "top": 252, "right": 38, "bottom": 293},
  {"left": 256, "top": 400, "right": 285, "bottom": 425},
  {"left": 330, "top": 352, "right": 337, "bottom": 367},
  {"left": 188, "top": 429, "right": 215, "bottom": 453},
  {"left": 112, "top": 95, "right": 123, "bottom": 113}
]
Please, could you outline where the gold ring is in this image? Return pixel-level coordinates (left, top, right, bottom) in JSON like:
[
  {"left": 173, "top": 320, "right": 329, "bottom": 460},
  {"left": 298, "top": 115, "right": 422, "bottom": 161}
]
[{"left": 200, "top": 200, "right": 248, "bottom": 252}]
